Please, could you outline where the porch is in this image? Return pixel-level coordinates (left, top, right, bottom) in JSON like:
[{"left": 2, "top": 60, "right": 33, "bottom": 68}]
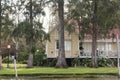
[{"left": 79, "top": 51, "right": 118, "bottom": 58}]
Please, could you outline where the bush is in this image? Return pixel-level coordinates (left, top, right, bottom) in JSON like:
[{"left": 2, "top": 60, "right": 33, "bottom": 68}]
[
  {"left": 71, "top": 57, "right": 80, "bottom": 67},
  {"left": 2, "top": 56, "right": 13, "bottom": 63},
  {"left": 98, "top": 58, "right": 116, "bottom": 67},
  {"left": 17, "top": 51, "right": 28, "bottom": 64},
  {"left": 80, "top": 58, "right": 91, "bottom": 67},
  {"left": 47, "top": 58, "right": 57, "bottom": 67},
  {"left": 33, "top": 49, "right": 47, "bottom": 66},
  {"left": 71, "top": 58, "right": 91, "bottom": 67}
]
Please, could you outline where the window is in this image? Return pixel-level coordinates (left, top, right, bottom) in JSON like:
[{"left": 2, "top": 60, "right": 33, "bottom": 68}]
[
  {"left": 98, "top": 43, "right": 105, "bottom": 51},
  {"left": 65, "top": 40, "right": 71, "bottom": 51},
  {"left": 83, "top": 42, "right": 92, "bottom": 52},
  {"left": 97, "top": 42, "right": 112, "bottom": 51},
  {"left": 56, "top": 40, "right": 59, "bottom": 49},
  {"left": 56, "top": 40, "right": 71, "bottom": 51},
  {"left": 106, "top": 43, "right": 112, "bottom": 51}
]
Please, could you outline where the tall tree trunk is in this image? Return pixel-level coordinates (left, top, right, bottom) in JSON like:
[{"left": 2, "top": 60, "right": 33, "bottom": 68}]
[
  {"left": 0, "top": 0, "right": 2, "bottom": 69},
  {"left": 91, "top": 0, "right": 98, "bottom": 68},
  {"left": 55, "top": 0, "right": 68, "bottom": 68},
  {"left": 27, "top": 42, "right": 33, "bottom": 68},
  {"left": 27, "top": 0, "right": 33, "bottom": 68}
]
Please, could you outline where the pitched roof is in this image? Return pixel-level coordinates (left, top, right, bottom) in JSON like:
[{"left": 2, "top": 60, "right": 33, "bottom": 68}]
[{"left": 48, "top": 18, "right": 120, "bottom": 40}]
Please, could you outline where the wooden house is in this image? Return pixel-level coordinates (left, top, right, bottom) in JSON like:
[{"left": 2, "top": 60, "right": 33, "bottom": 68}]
[{"left": 46, "top": 26, "right": 120, "bottom": 59}]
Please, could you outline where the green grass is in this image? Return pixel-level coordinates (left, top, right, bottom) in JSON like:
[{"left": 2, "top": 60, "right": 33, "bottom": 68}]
[
  {"left": 0, "top": 67, "right": 118, "bottom": 76},
  {"left": 2, "top": 63, "right": 27, "bottom": 68},
  {"left": 0, "top": 64, "right": 119, "bottom": 78}
]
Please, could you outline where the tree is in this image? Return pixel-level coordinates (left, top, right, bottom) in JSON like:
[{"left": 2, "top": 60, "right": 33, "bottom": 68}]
[
  {"left": 12, "top": 0, "right": 48, "bottom": 68},
  {"left": 0, "top": 0, "right": 15, "bottom": 69},
  {"left": 66, "top": 0, "right": 89, "bottom": 57},
  {"left": 55, "top": 0, "right": 68, "bottom": 68},
  {"left": 27, "top": 0, "right": 34, "bottom": 68},
  {"left": 91, "top": 0, "right": 120, "bottom": 67},
  {"left": 91, "top": 0, "right": 98, "bottom": 68},
  {"left": 0, "top": 0, "right": 2, "bottom": 69},
  {"left": 67, "top": 0, "right": 120, "bottom": 67}
]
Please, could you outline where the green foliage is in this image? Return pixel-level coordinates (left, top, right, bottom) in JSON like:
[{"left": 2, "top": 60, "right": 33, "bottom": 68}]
[
  {"left": 2, "top": 56, "right": 12, "bottom": 63},
  {"left": 71, "top": 58, "right": 91, "bottom": 67},
  {"left": 80, "top": 58, "right": 91, "bottom": 67},
  {"left": 12, "top": 20, "right": 49, "bottom": 45},
  {"left": 67, "top": 0, "right": 120, "bottom": 37},
  {"left": 33, "top": 49, "right": 47, "bottom": 66},
  {"left": 0, "top": 0, "right": 14, "bottom": 42},
  {"left": 72, "top": 57, "right": 80, "bottom": 67},
  {"left": 48, "top": 58, "right": 57, "bottom": 67},
  {"left": 12, "top": 0, "right": 49, "bottom": 45},
  {"left": 65, "top": 21, "right": 75, "bottom": 34},
  {"left": 98, "top": 58, "right": 116, "bottom": 67},
  {"left": 23, "top": 0, "right": 46, "bottom": 18},
  {"left": 71, "top": 58, "right": 116, "bottom": 67},
  {"left": 66, "top": 0, "right": 92, "bottom": 35},
  {"left": 17, "top": 52, "right": 28, "bottom": 64}
]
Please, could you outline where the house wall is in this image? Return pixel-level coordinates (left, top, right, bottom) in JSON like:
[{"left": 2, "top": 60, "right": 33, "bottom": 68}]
[
  {"left": 71, "top": 33, "right": 79, "bottom": 57},
  {"left": 82, "top": 40, "right": 118, "bottom": 58},
  {"left": 46, "top": 28, "right": 118, "bottom": 58},
  {"left": 46, "top": 28, "right": 79, "bottom": 58}
]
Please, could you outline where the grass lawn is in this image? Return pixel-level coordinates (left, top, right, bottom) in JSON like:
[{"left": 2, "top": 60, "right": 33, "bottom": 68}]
[
  {"left": 0, "top": 63, "right": 119, "bottom": 77},
  {"left": 2, "top": 63, "right": 27, "bottom": 68},
  {"left": 0, "top": 66, "right": 118, "bottom": 78}
]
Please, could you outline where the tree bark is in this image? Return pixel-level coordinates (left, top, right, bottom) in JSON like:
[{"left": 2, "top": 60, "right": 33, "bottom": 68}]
[
  {"left": 27, "top": 0, "right": 33, "bottom": 68},
  {"left": 0, "top": 0, "right": 2, "bottom": 69},
  {"left": 27, "top": 52, "right": 33, "bottom": 68},
  {"left": 91, "top": 0, "right": 98, "bottom": 68},
  {"left": 55, "top": 0, "right": 68, "bottom": 68}
]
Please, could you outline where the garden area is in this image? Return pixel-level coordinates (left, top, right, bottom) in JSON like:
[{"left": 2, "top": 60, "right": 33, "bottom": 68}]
[
  {"left": 0, "top": 49, "right": 119, "bottom": 78},
  {"left": 0, "top": 0, "right": 120, "bottom": 79}
]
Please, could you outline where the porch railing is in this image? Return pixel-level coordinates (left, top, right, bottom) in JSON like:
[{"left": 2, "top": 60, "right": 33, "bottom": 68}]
[{"left": 79, "top": 51, "right": 118, "bottom": 58}]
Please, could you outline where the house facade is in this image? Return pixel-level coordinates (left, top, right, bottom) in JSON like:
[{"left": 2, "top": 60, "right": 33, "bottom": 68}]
[{"left": 46, "top": 27, "right": 119, "bottom": 59}]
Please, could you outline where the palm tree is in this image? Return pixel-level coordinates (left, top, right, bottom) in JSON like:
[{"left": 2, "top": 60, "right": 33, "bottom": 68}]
[
  {"left": 12, "top": 19, "right": 49, "bottom": 67},
  {"left": 12, "top": 0, "right": 48, "bottom": 68}
]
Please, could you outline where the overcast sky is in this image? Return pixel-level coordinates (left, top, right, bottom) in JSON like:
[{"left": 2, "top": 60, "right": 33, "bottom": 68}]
[{"left": 43, "top": 7, "right": 50, "bottom": 32}]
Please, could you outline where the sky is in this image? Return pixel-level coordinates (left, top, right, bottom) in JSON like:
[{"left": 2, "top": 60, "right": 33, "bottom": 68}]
[{"left": 43, "top": 7, "right": 50, "bottom": 32}]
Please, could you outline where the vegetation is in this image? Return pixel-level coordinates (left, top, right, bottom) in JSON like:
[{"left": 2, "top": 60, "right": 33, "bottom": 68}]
[
  {"left": 0, "top": 0, "right": 120, "bottom": 71},
  {"left": 55, "top": 0, "right": 68, "bottom": 68},
  {"left": 0, "top": 67, "right": 118, "bottom": 78},
  {"left": 2, "top": 63, "right": 26, "bottom": 68},
  {"left": 71, "top": 58, "right": 116, "bottom": 67},
  {"left": 33, "top": 48, "right": 47, "bottom": 66},
  {"left": 0, "top": 0, "right": 2, "bottom": 69},
  {"left": 67, "top": 0, "right": 120, "bottom": 68},
  {"left": 12, "top": 0, "right": 49, "bottom": 68},
  {"left": 0, "top": 0, "right": 15, "bottom": 69}
]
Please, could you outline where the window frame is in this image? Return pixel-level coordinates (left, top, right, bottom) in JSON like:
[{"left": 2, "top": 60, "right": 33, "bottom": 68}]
[{"left": 55, "top": 40, "right": 72, "bottom": 51}]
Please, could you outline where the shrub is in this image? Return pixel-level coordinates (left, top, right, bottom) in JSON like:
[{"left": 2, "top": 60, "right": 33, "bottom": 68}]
[
  {"left": 2, "top": 56, "right": 12, "bottom": 63},
  {"left": 98, "top": 58, "right": 116, "bottom": 67},
  {"left": 17, "top": 51, "right": 28, "bottom": 64},
  {"left": 80, "top": 58, "right": 91, "bottom": 67},
  {"left": 48, "top": 58, "right": 57, "bottom": 67},
  {"left": 71, "top": 57, "right": 80, "bottom": 67},
  {"left": 33, "top": 49, "right": 47, "bottom": 66}
]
